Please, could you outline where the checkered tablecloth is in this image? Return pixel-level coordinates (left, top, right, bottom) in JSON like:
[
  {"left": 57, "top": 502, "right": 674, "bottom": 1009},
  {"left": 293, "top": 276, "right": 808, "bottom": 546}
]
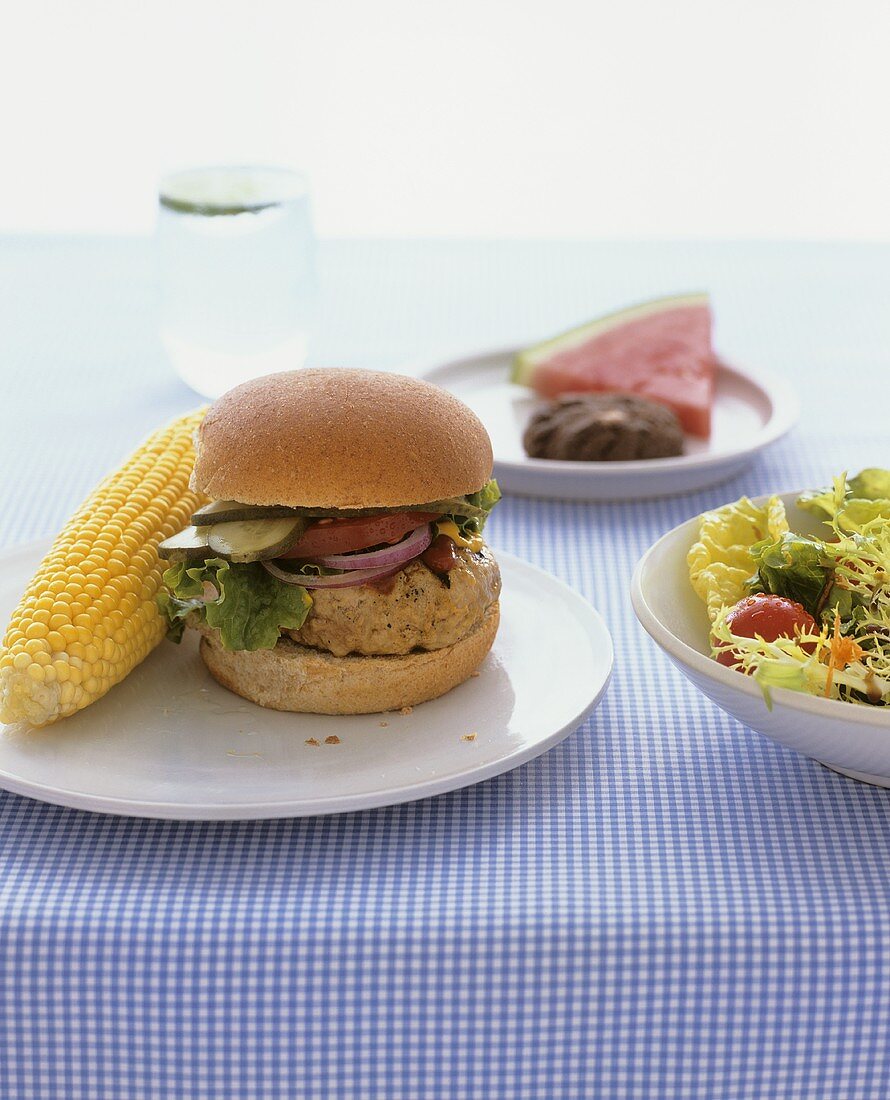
[{"left": 3, "top": 238, "right": 890, "bottom": 1099}]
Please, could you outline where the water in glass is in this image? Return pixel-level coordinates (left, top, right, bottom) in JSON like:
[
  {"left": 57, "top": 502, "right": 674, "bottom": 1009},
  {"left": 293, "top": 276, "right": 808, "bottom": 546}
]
[{"left": 158, "top": 166, "right": 316, "bottom": 398}]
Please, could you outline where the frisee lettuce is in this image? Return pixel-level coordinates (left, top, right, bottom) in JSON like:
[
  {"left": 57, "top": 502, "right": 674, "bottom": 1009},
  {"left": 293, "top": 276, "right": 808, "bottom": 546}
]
[
  {"left": 798, "top": 469, "right": 890, "bottom": 529},
  {"left": 709, "top": 608, "right": 890, "bottom": 708}
]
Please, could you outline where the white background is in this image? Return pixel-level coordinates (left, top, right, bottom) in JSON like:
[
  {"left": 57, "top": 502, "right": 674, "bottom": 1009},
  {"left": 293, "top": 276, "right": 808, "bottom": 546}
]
[{"left": 3, "top": 0, "right": 889, "bottom": 239}]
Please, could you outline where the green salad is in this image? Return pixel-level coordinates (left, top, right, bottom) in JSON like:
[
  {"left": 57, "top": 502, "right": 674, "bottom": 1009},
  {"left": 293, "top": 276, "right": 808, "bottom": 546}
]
[{"left": 688, "top": 469, "right": 890, "bottom": 706}]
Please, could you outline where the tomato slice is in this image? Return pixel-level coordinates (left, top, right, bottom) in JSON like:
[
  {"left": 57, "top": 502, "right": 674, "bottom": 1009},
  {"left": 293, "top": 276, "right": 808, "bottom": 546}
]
[
  {"left": 282, "top": 512, "right": 441, "bottom": 558},
  {"left": 715, "top": 593, "right": 817, "bottom": 668}
]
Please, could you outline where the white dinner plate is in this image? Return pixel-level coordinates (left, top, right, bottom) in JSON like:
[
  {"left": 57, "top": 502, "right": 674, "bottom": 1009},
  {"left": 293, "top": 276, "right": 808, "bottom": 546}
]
[
  {"left": 420, "top": 348, "right": 798, "bottom": 501},
  {"left": 632, "top": 493, "right": 890, "bottom": 787},
  {"left": 0, "top": 542, "right": 613, "bottom": 819}
]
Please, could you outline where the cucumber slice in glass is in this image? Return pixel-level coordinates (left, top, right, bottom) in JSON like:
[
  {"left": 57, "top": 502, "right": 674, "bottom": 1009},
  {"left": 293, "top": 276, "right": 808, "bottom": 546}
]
[{"left": 207, "top": 518, "right": 308, "bottom": 562}]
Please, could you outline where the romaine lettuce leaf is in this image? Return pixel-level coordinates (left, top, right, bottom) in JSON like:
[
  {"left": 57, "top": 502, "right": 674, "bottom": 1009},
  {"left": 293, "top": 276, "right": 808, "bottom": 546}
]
[{"left": 158, "top": 557, "right": 312, "bottom": 651}]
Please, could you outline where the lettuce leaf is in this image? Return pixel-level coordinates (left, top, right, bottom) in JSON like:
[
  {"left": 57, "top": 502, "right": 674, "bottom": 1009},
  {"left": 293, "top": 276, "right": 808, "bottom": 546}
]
[
  {"left": 836, "top": 498, "right": 890, "bottom": 531},
  {"left": 797, "top": 475, "right": 847, "bottom": 522},
  {"left": 748, "top": 532, "right": 832, "bottom": 616},
  {"left": 799, "top": 469, "right": 890, "bottom": 527},
  {"left": 465, "top": 479, "right": 501, "bottom": 513},
  {"left": 848, "top": 468, "right": 890, "bottom": 501},
  {"left": 446, "top": 478, "right": 501, "bottom": 537},
  {"left": 687, "top": 495, "right": 788, "bottom": 621},
  {"left": 158, "top": 557, "right": 312, "bottom": 651}
]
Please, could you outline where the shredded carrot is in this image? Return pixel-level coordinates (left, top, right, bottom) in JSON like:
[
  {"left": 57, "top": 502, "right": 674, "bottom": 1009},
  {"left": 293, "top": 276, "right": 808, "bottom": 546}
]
[
  {"left": 832, "top": 635, "right": 865, "bottom": 667},
  {"left": 824, "top": 608, "right": 866, "bottom": 697},
  {"left": 824, "top": 612, "right": 840, "bottom": 698}
]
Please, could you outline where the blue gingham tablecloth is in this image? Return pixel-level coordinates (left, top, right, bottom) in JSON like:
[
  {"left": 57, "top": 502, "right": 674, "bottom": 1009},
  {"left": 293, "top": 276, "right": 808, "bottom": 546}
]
[{"left": 3, "top": 238, "right": 890, "bottom": 1099}]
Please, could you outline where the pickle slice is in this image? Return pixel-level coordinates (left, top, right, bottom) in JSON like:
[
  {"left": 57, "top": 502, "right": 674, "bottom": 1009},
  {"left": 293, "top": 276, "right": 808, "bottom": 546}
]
[
  {"left": 191, "top": 494, "right": 492, "bottom": 528},
  {"left": 157, "top": 526, "right": 213, "bottom": 562},
  {"left": 191, "top": 500, "right": 303, "bottom": 526},
  {"left": 206, "top": 518, "right": 308, "bottom": 563}
]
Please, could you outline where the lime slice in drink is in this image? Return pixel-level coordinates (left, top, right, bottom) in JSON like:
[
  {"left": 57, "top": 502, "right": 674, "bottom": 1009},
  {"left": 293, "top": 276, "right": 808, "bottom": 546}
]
[{"left": 159, "top": 166, "right": 308, "bottom": 216}]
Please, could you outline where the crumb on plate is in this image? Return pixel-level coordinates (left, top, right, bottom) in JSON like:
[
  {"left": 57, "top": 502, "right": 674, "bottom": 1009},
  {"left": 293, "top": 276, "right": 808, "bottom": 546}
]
[
  {"left": 305, "top": 737, "right": 320, "bottom": 747},
  {"left": 324, "top": 735, "right": 341, "bottom": 745}
]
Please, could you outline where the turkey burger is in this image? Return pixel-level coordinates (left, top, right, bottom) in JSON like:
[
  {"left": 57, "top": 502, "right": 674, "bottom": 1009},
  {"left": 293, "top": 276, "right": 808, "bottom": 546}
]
[{"left": 158, "top": 369, "right": 501, "bottom": 714}]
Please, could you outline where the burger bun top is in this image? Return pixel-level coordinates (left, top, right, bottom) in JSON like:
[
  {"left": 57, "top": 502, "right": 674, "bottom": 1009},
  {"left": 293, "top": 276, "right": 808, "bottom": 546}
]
[{"left": 190, "top": 368, "right": 494, "bottom": 508}]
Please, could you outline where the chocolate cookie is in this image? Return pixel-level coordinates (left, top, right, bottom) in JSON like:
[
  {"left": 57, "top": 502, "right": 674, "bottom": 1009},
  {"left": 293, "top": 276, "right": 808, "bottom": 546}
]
[{"left": 523, "top": 393, "right": 684, "bottom": 462}]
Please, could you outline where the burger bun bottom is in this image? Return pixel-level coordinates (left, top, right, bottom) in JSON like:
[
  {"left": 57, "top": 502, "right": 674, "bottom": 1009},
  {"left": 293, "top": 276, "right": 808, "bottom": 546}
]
[{"left": 199, "top": 603, "right": 499, "bottom": 715}]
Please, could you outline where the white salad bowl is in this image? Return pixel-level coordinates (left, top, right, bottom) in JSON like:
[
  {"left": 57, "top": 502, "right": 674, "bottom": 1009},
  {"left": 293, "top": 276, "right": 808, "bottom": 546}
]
[{"left": 631, "top": 491, "right": 890, "bottom": 786}]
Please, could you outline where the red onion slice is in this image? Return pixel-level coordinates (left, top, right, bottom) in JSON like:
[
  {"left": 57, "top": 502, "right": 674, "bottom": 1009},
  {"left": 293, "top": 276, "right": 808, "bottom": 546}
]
[
  {"left": 262, "top": 560, "right": 402, "bottom": 590},
  {"left": 312, "top": 523, "right": 433, "bottom": 570}
]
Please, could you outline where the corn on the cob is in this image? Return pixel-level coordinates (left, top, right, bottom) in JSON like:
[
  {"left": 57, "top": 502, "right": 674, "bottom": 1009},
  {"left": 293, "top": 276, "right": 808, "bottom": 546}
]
[{"left": 0, "top": 409, "right": 206, "bottom": 727}]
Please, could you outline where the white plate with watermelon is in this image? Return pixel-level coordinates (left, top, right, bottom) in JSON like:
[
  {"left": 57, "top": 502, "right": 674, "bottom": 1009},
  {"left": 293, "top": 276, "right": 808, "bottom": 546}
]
[{"left": 420, "top": 294, "right": 798, "bottom": 501}]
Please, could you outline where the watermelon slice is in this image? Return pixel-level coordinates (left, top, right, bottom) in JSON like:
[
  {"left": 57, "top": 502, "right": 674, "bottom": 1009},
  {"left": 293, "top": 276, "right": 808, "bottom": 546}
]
[{"left": 511, "top": 293, "right": 716, "bottom": 439}]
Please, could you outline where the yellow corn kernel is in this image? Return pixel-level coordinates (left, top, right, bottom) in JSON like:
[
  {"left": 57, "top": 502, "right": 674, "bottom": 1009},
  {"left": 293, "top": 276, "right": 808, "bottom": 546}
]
[{"left": 0, "top": 408, "right": 206, "bottom": 726}]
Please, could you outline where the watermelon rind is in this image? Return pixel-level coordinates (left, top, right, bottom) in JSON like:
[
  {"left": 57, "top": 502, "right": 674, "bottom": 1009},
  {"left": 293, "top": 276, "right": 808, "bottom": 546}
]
[{"left": 510, "top": 292, "right": 710, "bottom": 387}]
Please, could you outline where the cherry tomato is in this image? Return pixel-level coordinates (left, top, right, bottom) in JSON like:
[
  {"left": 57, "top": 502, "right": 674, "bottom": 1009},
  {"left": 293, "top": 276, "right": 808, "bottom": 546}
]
[
  {"left": 716, "top": 593, "right": 817, "bottom": 668},
  {"left": 283, "top": 512, "right": 441, "bottom": 558}
]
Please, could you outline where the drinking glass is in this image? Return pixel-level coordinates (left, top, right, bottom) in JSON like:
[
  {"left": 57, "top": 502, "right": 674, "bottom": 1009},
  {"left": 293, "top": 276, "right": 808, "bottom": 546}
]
[{"left": 158, "top": 166, "right": 316, "bottom": 398}]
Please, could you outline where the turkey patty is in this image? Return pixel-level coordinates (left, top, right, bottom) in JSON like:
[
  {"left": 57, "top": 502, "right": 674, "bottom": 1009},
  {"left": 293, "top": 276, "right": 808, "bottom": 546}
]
[{"left": 286, "top": 545, "right": 500, "bottom": 657}]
